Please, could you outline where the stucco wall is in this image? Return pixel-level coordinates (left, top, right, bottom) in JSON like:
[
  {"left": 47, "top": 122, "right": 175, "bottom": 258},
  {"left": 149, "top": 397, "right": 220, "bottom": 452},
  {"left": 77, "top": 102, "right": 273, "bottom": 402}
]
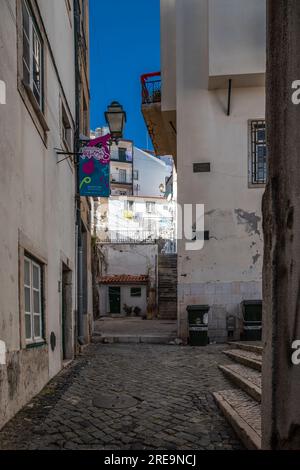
[
  {"left": 98, "top": 244, "right": 158, "bottom": 280},
  {"left": 133, "top": 148, "right": 172, "bottom": 197},
  {"left": 209, "top": 0, "right": 266, "bottom": 78},
  {"left": 160, "top": 0, "right": 177, "bottom": 111},
  {"left": 175, "top": 0, "right": 265, "bottom": 342},
  {"left": 0, "top": 0, "right": 76, "bottom": 429}
]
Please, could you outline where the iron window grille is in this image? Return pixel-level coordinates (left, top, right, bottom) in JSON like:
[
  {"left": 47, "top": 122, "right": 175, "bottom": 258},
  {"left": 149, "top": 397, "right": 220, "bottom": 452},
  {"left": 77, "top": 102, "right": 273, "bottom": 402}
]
[{"left": 250, "top": 120, "right": 267, "bottom": 185}]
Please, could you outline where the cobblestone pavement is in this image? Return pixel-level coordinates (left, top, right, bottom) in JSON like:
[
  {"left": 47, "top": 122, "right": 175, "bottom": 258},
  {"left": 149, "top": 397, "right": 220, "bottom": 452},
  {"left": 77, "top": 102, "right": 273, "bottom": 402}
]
[{"left": 0, "top": 344, "right": 243, "bottom": 450}]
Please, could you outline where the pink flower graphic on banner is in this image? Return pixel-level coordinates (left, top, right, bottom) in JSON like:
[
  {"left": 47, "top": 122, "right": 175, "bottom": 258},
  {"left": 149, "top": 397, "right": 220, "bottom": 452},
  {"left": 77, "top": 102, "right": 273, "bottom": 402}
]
[{"left": 82, "top": 158, "right": 95, "bottom": 175}]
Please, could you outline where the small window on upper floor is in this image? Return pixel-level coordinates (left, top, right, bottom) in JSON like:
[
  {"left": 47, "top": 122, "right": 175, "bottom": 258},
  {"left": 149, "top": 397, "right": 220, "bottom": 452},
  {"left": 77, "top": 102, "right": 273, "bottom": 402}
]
[
  {"left": 119, "top": 148, "right": 127, "bottom": 162},
  {"left": 133, "top": 170, "right": 139, "bottom": 181},
  {"left": 125, "top": 200, "right": 134, "bottom": 212},
  {"left": 22, "top": 0, "right": 44, "bottom": 110},
  {"left": 83, "top": 95, "right": 89, "bottom": 137},
  {"left": 146, "top": 202, "right": 156, "bottom": 213},
  {"left": 61, "top": 102, "right": 72, "bottom": 151},
  {"left": 249, "top": 120, "right": 267, "bottom": 186}
]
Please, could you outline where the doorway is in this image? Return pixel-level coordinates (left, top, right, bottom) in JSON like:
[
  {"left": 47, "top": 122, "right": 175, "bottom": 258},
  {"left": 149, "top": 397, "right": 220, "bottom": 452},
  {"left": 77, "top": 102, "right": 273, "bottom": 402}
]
[
  {"left": 109, "top": 286, "right": 121, "bottom": 314},
  {"left": 61, "top": 263, "right": 73, "bottom": 361}
]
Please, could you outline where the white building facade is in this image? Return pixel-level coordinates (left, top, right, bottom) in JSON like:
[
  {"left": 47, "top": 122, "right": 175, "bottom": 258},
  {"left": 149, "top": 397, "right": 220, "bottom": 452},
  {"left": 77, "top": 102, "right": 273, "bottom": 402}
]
[
  {"left": 0, "top": 0, "right": 82, "bottom": 429},
  {"left": 143, "top": 0, "right": 266, "bottom": 342},
  {"left": 133, "top": 148, "right": 172, "bottom": 197}
]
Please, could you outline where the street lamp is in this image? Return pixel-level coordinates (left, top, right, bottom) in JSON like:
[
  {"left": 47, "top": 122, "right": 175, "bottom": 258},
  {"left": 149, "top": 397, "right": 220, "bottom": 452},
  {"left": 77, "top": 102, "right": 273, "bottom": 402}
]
[
  {"left": 104, "top": 101, "right": 126, "bottom": 142},
  {"left": 159, "top": 183, "right": 165, "bottom": 194}
]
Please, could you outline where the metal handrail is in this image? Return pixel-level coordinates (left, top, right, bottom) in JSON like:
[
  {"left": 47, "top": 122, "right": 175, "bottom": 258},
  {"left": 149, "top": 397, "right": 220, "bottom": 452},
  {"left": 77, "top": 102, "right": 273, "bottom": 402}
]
[{"left": 141, "top": 72, "right": 161, "bottom": 104}]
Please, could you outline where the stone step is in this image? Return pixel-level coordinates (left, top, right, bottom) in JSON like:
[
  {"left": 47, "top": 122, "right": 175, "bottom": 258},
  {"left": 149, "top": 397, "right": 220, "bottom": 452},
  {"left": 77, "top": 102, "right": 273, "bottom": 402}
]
[
  {"left": 228, "top": 341, "right": 263, "bottom": 355},
  {"left": 92, "top": 333, "right": 177, "bottom": 345},
  {"left": 159, "top": 314, "right": 177, "bottom": 320},
  {"left": 219, "top": 364, "right": 261, "bottom": 402},
  {"left": 213, "top": 389, "right": 261, "bottom": 450},
  {"left": 224, "top": 349, "right": 262, "bottom": 371}
]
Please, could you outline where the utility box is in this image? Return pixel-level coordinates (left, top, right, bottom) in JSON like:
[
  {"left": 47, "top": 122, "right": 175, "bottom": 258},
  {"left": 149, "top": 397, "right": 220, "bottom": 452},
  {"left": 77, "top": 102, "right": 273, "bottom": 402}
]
[
  {"left": 187, "top": 305, "right": 209, "bottom": 346},
  {"left": 241, "top": 300, "right": 262, "bottom": 341}
]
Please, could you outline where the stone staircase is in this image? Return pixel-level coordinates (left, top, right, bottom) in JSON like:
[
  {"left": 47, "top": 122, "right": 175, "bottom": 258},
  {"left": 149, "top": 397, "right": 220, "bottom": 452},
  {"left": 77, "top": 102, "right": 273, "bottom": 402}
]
[
  {"left": 158, "top": 254, "right": 177, "bottom": 320},
  {"left": 213, "top": 342, "right": 263, "bottom": 450}
]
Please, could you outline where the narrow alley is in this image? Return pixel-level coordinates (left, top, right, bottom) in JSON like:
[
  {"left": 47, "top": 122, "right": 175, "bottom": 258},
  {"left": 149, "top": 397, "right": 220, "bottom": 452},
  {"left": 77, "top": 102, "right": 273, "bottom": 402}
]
[
  {"left": 1, "top": 0, "right": 300, "bottom": 458},
  {"left": 0, "top": 344, "right": 242, "bottom": 450}
]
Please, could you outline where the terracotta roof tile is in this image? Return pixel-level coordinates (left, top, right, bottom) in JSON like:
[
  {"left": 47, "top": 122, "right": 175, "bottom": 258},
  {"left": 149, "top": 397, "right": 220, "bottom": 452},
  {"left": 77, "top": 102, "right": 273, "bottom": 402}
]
[{"left": 98, "top": 275, "right": 148, "bottom": 285}]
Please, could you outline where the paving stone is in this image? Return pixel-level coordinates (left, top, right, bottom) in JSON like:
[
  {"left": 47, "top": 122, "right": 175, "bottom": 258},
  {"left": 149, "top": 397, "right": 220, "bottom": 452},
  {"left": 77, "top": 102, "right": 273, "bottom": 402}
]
[{"left": 0, "top": 343, "right": 243, "bottom": 450}]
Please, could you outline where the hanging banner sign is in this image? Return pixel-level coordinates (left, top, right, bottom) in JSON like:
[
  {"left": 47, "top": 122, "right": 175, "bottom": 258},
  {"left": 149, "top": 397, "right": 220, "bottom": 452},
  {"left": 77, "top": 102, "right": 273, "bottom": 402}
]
[{"left": 79, "top": 134, "right": 111, "bottom": 197}]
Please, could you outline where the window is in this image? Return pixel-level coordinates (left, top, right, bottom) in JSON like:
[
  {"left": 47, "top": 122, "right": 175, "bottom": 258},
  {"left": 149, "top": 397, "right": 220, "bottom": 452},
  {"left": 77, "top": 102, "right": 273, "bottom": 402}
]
[
  {"left": 133, "top": 170, "right": 139, "bottom": 181},
  {"left": 61, "top": 103, "right": 72, "bottom": 150},
  {"left": 118, "top": 148, "right": 127, "bottom": 162},
  {"left": 119, "top": 169, "right": 127, "bottom": 183},
  {"left": 22, "top": 0, "right": 43, "bottom": 109},
  {"left": 110, "top": 146, "right": 119, "bottom": 161},
  {"left": 83, "top": 95, "right": 88, "bottom": 136},
  {"left": 145, "top": 218, "right": 155, "bottom": 233},
  {"left": 146, "top": 202, "right": 156, "bottom": 213},
  {"left": 24, "top": 256, "right": 44, "bottom": 344},
  {"left": 125, "top": 200, "right": 134, "bottom": 211},
  {"left": 131, "top": 288, "right": 142, "bottom": 298},
  {"left": 249, "top": 120, "right": 267, "bottom": 185}
]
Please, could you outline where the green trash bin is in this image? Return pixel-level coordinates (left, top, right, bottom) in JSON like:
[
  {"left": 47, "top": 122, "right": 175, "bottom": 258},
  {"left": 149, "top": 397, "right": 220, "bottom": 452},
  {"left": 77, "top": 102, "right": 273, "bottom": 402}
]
[
  {"left": 187, "top": 305, "right": 209, "bottom": 346},
  {"left": 241, "top": 300, "right": 262, "bottom": 341}
]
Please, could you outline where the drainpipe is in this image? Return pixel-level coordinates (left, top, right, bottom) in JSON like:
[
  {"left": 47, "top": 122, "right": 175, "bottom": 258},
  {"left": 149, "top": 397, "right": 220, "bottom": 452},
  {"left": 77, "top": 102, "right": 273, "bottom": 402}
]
[{"left": 74, "top": 0, "right": 84, "bottom": 345}]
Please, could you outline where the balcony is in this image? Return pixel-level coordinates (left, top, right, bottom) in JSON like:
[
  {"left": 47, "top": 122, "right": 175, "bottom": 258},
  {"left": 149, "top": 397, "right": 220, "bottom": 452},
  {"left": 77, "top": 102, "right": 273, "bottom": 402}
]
[
  {"left": 111, "top": 173, "right": 133, "bottom": 185},
  {"left": 141, "top": 72, "right": 177, "bottom": 163},
  {"left": 142, "top": 73, "right": 162, "bottom": 104}
]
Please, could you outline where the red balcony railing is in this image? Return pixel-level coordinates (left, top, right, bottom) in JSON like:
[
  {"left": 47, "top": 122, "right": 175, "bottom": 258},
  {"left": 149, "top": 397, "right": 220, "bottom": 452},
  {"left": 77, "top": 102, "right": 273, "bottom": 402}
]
[{"left": 141, "top": 72, "right": 161, "bottom": 104}]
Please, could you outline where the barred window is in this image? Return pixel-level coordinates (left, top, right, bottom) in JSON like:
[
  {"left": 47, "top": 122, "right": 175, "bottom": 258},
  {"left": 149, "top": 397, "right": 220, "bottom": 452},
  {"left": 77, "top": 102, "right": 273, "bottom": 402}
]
[{"left": 249, "top": 120, "right": 267, "bottom": 185}]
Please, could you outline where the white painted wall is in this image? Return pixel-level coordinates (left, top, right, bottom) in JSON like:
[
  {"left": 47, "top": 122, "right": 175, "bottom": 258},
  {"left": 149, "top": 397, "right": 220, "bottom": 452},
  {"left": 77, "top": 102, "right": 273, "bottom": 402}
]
[
  {"left": 97, "top": 244, "right": 158, "bottom": 317},
  {"left": 209, "top": 0, "right": 266, "bottom": 78},
  {"left": 99, "top": 244, "right": 158, "bottom": 278},
  {"left": 100, "top": 285, "right": 147, "bottom": 317},
  {"left": 160, "top": 0, "right": 177, "bottom": 111},
  {"left": 161, "top": 0, "right": 266, "bottom": 342},
  {"left": 133, "top": 148, "right": 172, "bottom": 197},
  {"left": 0, "top": 0, "right": 76, "bottom": 428}
]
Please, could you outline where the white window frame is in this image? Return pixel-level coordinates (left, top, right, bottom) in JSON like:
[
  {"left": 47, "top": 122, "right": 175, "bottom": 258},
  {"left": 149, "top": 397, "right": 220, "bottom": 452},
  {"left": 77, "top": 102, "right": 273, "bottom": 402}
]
[
  {"left": 24, "top": 256, "right": 43, "bottom": 345},
  {"left": 146, "top": 202, "right": 156, "bottom": 213},
  {"left": 22, "top": 0, "right": 43, "bottom": 110}
]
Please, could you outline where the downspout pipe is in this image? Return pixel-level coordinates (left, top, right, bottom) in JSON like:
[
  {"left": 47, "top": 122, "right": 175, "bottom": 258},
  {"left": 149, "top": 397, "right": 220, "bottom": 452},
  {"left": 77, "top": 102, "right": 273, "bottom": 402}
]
[{"left": 74, "top": 0, "right": 85, "bottom": 345}]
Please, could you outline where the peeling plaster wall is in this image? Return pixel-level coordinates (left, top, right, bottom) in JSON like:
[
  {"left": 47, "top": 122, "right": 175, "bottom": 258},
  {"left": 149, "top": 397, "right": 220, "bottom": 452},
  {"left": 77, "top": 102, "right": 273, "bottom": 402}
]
[
  {"left": 0, "top": 1, "right": 76, "bottom": 428},
  {"left": 175, "top": 0, "right": 265, "bottom": 342},
  {"left": 0, "top": 348, "right": 49, "bottom": 429}
]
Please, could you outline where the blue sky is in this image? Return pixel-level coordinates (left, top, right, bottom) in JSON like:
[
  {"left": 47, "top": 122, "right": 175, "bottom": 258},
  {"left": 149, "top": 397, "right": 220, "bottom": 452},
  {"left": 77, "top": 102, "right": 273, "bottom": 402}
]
[{"left": 89, "top": 0, "right": 160, "bottom": 149}]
